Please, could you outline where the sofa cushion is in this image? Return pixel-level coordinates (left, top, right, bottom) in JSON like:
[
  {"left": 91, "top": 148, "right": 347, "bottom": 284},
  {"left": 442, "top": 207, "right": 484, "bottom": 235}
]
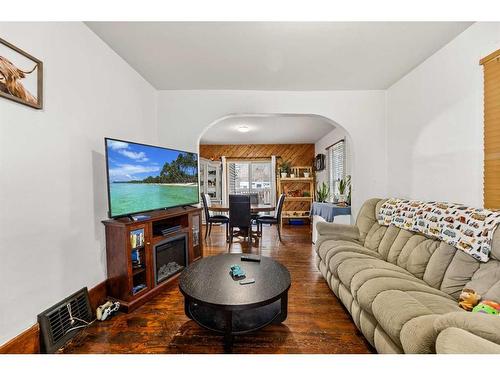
[
  {"left": 436, "top": 327, "right": 500, "bottom": 354},
  {"left": 464, "top": 259, "right": 500, "bottom": 301},
  {"left": 317, "top": 239, "right": 366, "bottom": 262},
  {"left": 355, "top": 198, "right": 383, "bottom": 244},
  {"left": 371, "top": 290, "right": 461, "bottom": 351},
  {"left": 440, "top": 250, "right": 480, "bottom": 299},
  {"left": 335, "top": 257, "right": 414, "bottom": 292},
  {"left": 328, "top": 251, "right": 381, "bottom": 279},
  {"left": 356, "top": 276, "right": 455, "bottom": 315}
]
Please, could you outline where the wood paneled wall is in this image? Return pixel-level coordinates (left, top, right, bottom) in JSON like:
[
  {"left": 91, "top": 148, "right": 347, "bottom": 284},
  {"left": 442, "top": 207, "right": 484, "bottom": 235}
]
[
  {"left": 481, "top": 49, "right": 500, "bottom": 209},
  {"left": 199, "top": 144, "right": 315, "bottom": 166}
]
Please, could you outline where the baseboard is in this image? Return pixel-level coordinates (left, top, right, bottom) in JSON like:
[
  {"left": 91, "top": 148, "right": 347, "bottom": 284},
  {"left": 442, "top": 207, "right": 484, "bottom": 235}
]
[{"left": 0, "top": 280, "right": 108, "bottom": 354}]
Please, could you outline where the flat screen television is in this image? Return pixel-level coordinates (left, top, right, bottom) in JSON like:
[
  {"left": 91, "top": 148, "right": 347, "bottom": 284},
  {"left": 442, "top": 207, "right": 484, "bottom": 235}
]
[{"left": 105, "top": 138, "right": 199, "bottom": 218}]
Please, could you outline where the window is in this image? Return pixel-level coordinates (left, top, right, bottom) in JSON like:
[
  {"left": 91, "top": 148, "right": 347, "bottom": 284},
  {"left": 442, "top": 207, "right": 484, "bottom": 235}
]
[
  {"left": 227, "top": 160, "right": 272, "bottom": 204},
  {"left": 327, "top": 140, "right": 345, "bottom": 200},
  {"left": 481, "top": 49, "right": 500, "bottom": 209}
]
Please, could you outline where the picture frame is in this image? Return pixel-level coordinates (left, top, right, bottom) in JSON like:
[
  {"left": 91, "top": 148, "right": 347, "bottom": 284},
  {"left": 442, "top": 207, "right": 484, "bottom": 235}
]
[{"left": 0, "top": 37, "right": 43, "bottom": 109}]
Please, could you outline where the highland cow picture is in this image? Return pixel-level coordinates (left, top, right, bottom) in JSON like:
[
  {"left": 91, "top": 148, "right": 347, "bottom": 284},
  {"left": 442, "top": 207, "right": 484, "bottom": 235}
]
[{"left": 0, "top": 38, "right": 42, "bottom": 109}]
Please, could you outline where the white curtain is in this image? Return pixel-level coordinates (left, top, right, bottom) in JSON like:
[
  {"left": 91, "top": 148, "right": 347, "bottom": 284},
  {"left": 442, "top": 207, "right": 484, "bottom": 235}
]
[
  {"left": 221, "top": 156, "right": 228, "bottom": 206},
  {"left": 271, "top": 155, "right": 277, "bottom": 207}
]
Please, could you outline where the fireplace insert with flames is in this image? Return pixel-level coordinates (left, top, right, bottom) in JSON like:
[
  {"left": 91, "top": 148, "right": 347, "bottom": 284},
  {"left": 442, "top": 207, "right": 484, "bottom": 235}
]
[{"left": 153, "top": 234, "right": 188, "bottom": 285}]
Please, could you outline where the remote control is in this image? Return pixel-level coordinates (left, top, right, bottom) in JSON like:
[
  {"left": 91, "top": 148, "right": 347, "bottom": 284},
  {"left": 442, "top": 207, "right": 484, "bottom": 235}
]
[
  {"left": 239, "top": 278, "right": 255, "bottom": 285},
  {"left": 241, "top": 254, "right": 261, "bottom": 262}
]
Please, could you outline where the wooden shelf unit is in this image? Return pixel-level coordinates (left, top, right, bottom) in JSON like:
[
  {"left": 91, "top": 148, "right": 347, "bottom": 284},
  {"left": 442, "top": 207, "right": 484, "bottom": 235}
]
[
  {"left": 278, "top": 166, "right": 314, "bottom": 224},
  {"left": 102, "top": 206, "right": 203, "bottom": 312}
]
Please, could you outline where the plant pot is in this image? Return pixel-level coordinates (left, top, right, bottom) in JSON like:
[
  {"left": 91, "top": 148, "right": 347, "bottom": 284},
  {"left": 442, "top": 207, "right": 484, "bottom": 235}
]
[
  {"left": 281, "top": 172, "right": 288, "bottom": 178},
  {"left": 290, "top": 174, "right": 296, "bottom": 178},
  {"left": 338, "top": 194, "right": 346, "bottom": 203},
  {"left": 303, "top": 172, "right": 310, "bottom": 178}
]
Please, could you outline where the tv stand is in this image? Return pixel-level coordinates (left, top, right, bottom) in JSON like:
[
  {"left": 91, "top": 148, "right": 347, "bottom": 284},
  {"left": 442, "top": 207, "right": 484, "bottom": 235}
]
[{"left": 102, "top": 206, "right": 203, "bottom": 312}]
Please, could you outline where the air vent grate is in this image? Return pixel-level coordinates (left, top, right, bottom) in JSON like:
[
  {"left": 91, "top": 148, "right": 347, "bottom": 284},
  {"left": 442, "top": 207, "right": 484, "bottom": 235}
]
[{"left": 37, "top": 287, "right": 93, "bottom": 353}]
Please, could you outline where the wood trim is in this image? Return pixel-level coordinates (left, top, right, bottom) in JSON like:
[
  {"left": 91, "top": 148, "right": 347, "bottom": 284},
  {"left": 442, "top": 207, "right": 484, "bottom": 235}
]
[
  {"left": 0, "top": 280, "right": 108, "bottom": 354},
  {"left": 480, "top": 48, "right": 500, "bottom": 66},
  {"left": 0, "top": 324, "right": 40, "bottom": 354}
]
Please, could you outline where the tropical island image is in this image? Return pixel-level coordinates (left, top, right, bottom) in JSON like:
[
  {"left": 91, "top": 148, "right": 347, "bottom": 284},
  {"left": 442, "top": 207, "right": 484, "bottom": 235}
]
[{"left": 106, "top": 139, "right": 199, "bottom": 217}]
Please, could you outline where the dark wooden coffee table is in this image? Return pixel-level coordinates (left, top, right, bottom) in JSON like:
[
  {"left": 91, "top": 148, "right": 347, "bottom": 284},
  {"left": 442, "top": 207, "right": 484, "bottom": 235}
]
[{"left": 179, "top": 253, "right": 291, "bottom": 351}]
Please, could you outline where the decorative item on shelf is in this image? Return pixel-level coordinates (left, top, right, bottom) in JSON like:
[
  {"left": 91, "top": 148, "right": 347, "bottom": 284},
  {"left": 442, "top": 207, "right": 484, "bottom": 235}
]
[
  {"left": 338, "top": 175, "right": 351, "bottom": 204},
  {"left": 279, "top": 160, "right": 292, "bottom": 178},
  {"left": 316, "top": 182, "right": 330, "bottom": 203},
  {"left": 288, "top": 189, "right": 301, "bottom": 197},
  {"left": 303, "top": 172, "right": 310, "bottom": 178}
]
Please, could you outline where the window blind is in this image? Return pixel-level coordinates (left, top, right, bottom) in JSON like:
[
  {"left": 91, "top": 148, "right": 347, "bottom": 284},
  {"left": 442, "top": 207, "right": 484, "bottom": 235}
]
[
  {"left": 327, "top": 140, "right": 345, "bottom": 199},
  {"left": 481, "top": 49, "right": 500, "bottom": 209}
]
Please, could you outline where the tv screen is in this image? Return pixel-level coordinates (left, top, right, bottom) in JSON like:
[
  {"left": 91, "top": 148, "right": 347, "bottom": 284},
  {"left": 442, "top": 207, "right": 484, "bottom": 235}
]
[{"left": 105, "top": 138, "right": 199, "bottom": 218}]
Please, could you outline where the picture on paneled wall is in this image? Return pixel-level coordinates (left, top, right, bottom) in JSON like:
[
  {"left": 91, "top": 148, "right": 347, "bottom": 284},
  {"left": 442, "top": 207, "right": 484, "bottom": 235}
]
[{"left": 0, "top": 37, "right": 43, "bottom": 109}]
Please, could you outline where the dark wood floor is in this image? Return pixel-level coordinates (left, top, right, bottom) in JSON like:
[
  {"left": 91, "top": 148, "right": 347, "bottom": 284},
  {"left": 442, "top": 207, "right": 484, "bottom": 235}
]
[{"left": 61, "top": 224, "right": 374, "bottom": 354}]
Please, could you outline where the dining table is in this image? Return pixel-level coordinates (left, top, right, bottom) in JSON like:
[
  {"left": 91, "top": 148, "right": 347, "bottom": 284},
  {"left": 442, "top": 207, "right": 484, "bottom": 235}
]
[
  {"left": 209, "top": 203, "right": 275, "bottom": 214},
  {"left": 208, "top": 203, "right": 275, "bottom": 244}
]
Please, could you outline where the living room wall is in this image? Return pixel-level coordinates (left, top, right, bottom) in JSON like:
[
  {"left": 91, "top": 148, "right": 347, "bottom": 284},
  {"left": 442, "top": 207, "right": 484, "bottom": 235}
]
[
  {"left": 157, "top": 90, "right": 388, "bottom": 217},
  {"left": 315, "top": 126, "right": 352, "bottom": 188},
  {"left": 387, "top": 22, "right": 500, "bottom": 206},
  {"left": 0, "top": 23, "right": 158, "bottom": 345}
]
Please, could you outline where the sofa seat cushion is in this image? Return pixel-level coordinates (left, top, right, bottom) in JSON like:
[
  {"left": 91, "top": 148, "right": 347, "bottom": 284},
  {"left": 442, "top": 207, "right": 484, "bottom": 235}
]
[
  {"left": 356, "top": 276, "right": 455, "bottom": 316},
  {"left": 334, "top": 257, "right": 414, "bottom": 290},
  {"left": 328, "top": 251, "right": 382, "bottom": 279},
  {"left": 317, "top": 239, "right": 373, "bottom": 262},
  {"left": 371, "top": 290, "right": 461, "bottom": 352}
]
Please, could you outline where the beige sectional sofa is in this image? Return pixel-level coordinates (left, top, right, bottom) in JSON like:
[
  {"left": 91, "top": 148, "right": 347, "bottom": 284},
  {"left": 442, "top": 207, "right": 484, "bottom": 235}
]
[{"left": 315, "top": 198, "right": 500, "bottom": 354}]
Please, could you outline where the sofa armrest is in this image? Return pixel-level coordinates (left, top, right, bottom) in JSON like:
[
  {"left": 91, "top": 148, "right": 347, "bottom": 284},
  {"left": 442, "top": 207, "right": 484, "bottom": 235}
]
[
  {"left": 436, "top": 327, "right": 500, "bottom": 354},
  {"left": 434, "top": 311, "right": 500, "bottom": 346},
  {"left": 316, "top": 221, "right": 360, "bottom": 241}
]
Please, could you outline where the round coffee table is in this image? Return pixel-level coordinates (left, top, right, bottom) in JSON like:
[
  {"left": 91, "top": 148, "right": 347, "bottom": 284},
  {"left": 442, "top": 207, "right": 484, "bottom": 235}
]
[{"left": 179, "top": 254, "right": 291, "bottom": 350}]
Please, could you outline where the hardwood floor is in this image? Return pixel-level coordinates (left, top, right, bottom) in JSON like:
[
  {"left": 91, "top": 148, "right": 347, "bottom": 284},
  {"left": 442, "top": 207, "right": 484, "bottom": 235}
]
[{"left": 61, "top": 224, "right": 374, "bottom": 354}]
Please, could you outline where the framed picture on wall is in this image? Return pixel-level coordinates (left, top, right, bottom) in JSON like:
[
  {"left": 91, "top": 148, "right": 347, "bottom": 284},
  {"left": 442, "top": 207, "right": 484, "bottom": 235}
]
[{"left": 0, "top": 37, "right": 43, "bottom": 109}]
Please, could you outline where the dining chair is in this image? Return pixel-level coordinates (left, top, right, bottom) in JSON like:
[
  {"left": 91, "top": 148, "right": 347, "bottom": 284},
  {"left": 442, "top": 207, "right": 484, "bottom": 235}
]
[
  {"left": 201, "top": 193, "right": 229, "bottom": 240},
  {"left": 228, "top": 194, "right": 252, "bottom": 246},
  {"left": 256, "top": 193, "right": 286, "bottom": 242}
]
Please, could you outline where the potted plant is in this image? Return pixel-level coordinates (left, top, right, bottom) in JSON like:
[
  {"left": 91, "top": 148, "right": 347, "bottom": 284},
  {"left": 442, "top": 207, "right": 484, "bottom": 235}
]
[
  {"left": 280, "top": 160, "right": 292, "bottom": 178},
  {"left": 316, "top": 182, "right": 330, "bottom": 203},
  {"left": 338, "top": 175, "right": 351, "bottom": 204}
]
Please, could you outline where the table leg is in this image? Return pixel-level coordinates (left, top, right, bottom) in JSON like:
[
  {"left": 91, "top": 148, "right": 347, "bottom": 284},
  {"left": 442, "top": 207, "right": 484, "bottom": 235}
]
[
  {"left": 224, "top": 310, "right": 233, "bottom": 353},
  {"left": 184, "top": 298, "right": 193, "bottom": 320},
  {"left": 279, "top": 292, "right": 288, "bottom": 322}
]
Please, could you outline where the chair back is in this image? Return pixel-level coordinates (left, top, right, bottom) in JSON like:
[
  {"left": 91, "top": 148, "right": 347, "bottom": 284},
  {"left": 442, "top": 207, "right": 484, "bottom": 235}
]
[
  {"left": 201, "top": 193, "right": 212, "bottom": 219},
  {"left": 229, "top": 194, "right": 251, "bottom": 228},
  {"left": 248, "top": 193, "right": 259, "bottom": 205},
  {"left": 275, "top": 193, "right": 286, "bottom": 220}
]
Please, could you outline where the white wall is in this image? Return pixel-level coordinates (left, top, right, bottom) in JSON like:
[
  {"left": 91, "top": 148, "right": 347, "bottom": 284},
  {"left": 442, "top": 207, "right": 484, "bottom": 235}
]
[
  {"left": 387, "top": 22, "right": 500, "bottom": 206},
  {"left": 314, "top": 126, "right": 352, "bottom": 187},
  {"left": 0, "top": 23, "right": 157, "bottom": 345},
  {"left": 157, "top": 90, "right": 388, "bottom": 216}
]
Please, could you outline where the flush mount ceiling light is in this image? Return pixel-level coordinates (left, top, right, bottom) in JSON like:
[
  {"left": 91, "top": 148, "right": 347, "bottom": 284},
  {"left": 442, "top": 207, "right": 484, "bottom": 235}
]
[{"left": 237, "top": 125, "right": 250, "bottom": 133}]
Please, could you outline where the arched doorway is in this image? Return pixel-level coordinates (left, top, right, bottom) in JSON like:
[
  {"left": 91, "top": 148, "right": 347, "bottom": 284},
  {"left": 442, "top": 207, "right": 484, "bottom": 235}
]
[{"left": 197, "top": 113, "right": 354, "bottom": 230}]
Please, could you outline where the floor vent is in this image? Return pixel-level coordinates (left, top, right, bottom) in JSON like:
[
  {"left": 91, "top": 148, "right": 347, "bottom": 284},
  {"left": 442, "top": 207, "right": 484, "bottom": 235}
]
[{"left": 37, "top": 287, "right": 93, "bottom": 353}]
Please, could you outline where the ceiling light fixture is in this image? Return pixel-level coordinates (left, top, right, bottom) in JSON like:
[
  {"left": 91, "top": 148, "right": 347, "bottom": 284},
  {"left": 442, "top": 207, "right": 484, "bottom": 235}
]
[{"left": 237, "top": 125, "right": 250, "bottom": 133}]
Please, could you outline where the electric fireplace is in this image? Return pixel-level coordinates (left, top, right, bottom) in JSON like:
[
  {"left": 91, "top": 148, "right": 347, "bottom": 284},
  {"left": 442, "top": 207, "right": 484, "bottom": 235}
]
[{"left": 153, "top": 234, "right": 188, "bottom": 285}]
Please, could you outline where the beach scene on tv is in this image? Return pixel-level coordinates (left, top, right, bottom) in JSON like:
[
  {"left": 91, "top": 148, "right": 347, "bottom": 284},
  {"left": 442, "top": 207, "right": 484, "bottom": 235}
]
[{"left": 106, "top": 139, "right": 199, "bottom": 217}]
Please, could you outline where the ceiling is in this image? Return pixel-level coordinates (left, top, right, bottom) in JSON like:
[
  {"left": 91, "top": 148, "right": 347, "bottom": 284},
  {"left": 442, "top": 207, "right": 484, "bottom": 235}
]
[
  {"left": 86, "top": 22, "right": 472, "bottom": 90},
  {"left": 200, "top": 114, "right": 335, "bottom": 144}
]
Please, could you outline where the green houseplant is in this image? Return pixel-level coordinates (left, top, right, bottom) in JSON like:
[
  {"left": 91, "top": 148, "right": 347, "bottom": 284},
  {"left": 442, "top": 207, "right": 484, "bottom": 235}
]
[
  {"left": 279, "top": 160, "right": 292, "bottom": 178},
  {"left": 338, "top": 175, "right": 351, "bottom": 203},
  {"left": 316, "top": 182, "right": 330, "bottom": 203}
]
